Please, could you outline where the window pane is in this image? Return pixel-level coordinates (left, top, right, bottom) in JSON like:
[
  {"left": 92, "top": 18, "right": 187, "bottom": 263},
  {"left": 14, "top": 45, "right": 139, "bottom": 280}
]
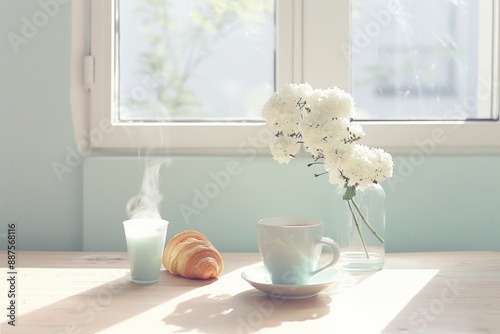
[
  {"left": 351, "top": 0, "right": 487, "bottom": 120},
  {"left": 116, "top": 0, "right": 275, "bottom": 122}
]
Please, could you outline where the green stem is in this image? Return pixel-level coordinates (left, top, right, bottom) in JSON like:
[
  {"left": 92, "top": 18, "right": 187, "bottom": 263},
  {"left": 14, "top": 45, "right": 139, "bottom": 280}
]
[
  {"left": 347, "top": 200, "right": 369, "bottom": 259},
  {"left": 351, "top": 199, "right": 385, "bottom": 244}
]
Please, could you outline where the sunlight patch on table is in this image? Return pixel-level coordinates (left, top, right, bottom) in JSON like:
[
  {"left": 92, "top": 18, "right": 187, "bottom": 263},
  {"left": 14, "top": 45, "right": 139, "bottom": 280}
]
[
  {"left": 1, "top": 268, "right": 128, "bottom": 316},
  {"left": 329, "top": 269, "right": 439, "bottom": 333}
]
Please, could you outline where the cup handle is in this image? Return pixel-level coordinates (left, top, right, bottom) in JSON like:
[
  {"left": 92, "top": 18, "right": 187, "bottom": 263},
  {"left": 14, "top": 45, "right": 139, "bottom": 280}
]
[{"left": 311, "top": 237, "right": 340, "bottom": 276}]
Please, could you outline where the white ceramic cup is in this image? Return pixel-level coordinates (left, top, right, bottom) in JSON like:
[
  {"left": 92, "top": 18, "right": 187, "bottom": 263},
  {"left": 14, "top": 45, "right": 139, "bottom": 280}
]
[
  {"left": 257, "top": 217, "right": 340, "bottom": 285},
  {"left": 123, "top": 219, "right": 169, "bottom": 284}
]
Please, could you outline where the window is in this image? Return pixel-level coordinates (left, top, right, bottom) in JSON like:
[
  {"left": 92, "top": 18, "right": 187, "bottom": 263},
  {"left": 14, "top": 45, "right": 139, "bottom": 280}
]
[
  {"left": 71, "top": 0, "right": 500, "bottom": 155},
  {"left": 352, "top": 0, "right": 490, "bottom": 121},
  {"left": 118, "top": 1, "right": 275, "bottom": 122}
]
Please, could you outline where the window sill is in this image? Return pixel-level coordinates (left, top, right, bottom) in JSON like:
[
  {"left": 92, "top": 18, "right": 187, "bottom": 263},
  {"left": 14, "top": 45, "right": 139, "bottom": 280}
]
[{"left": 73, "top": 120, "right": 500, "bottom": 157}]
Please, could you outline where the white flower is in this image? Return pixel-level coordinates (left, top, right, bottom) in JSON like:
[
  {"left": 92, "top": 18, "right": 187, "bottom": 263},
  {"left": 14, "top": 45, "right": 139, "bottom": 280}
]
[
  {"left": 269, "top": 135, "right": 301, "bottom": 164},
  {"left": 335, "top": 144, "right": 393, "bottom": 189},
  {"left": 348, "top": 123, "right": 365, "bottom": 141},
  {"left": 326, "top": 167, "right": 344, "bottom": 188},
  {"left": 306, "top": 86, "right": 356, "bottom": 119},
  {"left": 323, "top": 143, "right": 353, "bottom": 173},
  {"left": 261, "top": 82, "right": 393, "bottom": 189},
  {"left": 262, "top": 83, "right": 312, "bottom": 135}
]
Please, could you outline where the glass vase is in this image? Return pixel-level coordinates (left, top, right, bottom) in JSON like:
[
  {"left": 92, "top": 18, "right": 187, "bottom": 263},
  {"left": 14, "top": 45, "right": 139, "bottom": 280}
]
[{"left": 332, "top": 183, "right": 386, "bottom": 271}]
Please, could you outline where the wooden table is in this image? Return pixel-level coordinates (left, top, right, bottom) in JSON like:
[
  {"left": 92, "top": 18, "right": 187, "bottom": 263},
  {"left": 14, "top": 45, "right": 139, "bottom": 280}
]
[{"left": 0, "top": 251, "right": 499, "bottom": 334}]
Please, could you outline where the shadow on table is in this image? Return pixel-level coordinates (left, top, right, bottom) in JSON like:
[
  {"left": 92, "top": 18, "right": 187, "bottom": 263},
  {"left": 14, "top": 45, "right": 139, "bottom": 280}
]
[{"left": 164, "top": 290, "right": 333, "bottom": 334}]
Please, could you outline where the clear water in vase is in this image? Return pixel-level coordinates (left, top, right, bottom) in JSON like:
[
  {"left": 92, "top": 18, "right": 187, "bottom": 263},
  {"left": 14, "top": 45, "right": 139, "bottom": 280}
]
[{"left": 332, "top": 183, "right": 386, "bottom": 271}]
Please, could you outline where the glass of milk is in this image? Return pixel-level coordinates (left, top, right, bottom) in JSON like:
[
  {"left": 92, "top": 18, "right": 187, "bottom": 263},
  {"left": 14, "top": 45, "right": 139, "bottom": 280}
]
[{"left": 123, "top": 219, "right": 169, "bottom": 284}]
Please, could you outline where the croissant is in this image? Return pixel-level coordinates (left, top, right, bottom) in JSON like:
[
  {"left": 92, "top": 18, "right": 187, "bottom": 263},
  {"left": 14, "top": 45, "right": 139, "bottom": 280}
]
[{"left": 162, "top": 230, "right": 224, "bottom": 279}]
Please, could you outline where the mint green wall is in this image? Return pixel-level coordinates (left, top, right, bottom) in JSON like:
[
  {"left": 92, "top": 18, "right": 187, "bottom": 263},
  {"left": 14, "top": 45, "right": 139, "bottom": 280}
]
[
  {"left": 1, "top": 2, "right": 499, "bottom": 252},
  {"left": 1, "top": 1, "right": 82, "bottom": 251},
  {"left": 82, "top": 155, "right": 500, "bottom": 253}
]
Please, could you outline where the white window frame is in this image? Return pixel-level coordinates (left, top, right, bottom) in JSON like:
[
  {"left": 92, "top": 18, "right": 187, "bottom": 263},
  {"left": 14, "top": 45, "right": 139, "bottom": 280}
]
[{"left": 71, "top": 0, "right": 500, "bottom": 156}]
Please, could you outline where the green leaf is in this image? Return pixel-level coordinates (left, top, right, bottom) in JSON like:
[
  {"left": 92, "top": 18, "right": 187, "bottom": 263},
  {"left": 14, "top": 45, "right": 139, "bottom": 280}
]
[{"left": 343, "top": 186, "right": 356, "bottom": 201}]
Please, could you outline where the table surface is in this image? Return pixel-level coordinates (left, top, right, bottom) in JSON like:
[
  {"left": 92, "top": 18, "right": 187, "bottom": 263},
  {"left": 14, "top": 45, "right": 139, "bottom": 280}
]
[{"left": 0, "top": 251, "right": 499, "bottom": 334}]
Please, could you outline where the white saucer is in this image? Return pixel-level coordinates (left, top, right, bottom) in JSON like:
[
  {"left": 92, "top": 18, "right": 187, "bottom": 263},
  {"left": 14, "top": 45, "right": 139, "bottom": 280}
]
[{"left": 241, "top": 263, "right": 342, "bottom": 299}]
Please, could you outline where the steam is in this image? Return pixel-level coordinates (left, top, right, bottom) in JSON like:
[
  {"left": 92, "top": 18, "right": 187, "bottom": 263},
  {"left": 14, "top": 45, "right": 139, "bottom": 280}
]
[{"left": 126, "top": 159, "right": 170, "bottom": 219}]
